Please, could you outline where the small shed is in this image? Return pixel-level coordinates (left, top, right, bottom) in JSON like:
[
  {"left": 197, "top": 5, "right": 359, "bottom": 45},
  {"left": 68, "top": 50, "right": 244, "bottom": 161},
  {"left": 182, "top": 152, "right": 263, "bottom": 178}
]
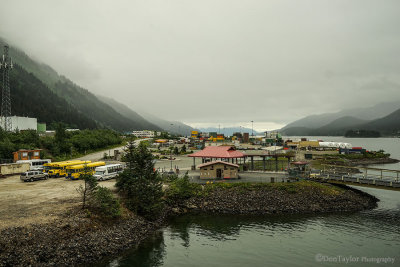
[
  {"left": 13, "top": 149, "right": 42, "bottom": 162},
  {"left": 197, "top": 161, "right": 239, "bottom": 179}
]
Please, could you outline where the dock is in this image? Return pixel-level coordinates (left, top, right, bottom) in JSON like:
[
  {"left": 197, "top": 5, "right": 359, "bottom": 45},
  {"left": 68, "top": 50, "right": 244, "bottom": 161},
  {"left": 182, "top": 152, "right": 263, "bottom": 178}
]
[{"left": 310, "top": 164, "right": 400, "bottom": 189}]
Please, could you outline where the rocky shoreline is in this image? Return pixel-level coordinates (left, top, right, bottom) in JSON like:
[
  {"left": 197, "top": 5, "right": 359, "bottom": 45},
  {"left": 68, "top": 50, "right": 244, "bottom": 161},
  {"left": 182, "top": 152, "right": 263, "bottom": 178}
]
[
  {"left": 349, "top": 157, "right": 399, "bottom": 166},
  {"left": 171, "top": 182, "right": 378, "bottom": 215},
  {"left": 0, "top": 209, "right": 169, "bottom": 267},
  {"left": 0, "top": 182, "right": 378, "bottom": 266}
]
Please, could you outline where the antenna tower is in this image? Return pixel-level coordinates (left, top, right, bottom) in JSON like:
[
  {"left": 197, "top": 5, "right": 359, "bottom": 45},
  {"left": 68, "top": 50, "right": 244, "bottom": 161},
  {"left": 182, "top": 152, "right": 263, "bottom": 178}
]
[{"left": 0, "top": 45, "right": 13, "bottom": 131}]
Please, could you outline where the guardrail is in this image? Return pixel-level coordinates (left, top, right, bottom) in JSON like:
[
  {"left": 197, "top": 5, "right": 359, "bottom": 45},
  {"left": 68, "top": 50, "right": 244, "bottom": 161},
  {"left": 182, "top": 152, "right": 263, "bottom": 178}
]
[{"left": 310, "top": 164, "right": 400, "bottom": 188}]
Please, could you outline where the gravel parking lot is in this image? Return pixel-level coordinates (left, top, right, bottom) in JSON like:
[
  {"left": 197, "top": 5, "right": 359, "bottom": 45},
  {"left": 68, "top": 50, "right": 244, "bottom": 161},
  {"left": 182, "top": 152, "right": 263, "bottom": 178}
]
[{"left": 0, "top": 175, "right": 115, "bottom": 230}]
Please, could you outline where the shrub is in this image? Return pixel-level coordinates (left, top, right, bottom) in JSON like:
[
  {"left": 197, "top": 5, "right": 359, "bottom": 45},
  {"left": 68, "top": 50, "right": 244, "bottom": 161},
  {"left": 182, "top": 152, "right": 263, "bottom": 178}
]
[
  {"left": 92, "top": 186, "right": 121, "bottom": 218},
  {"left": 165, "top": 175, "right": 202, "bottom": 203}
]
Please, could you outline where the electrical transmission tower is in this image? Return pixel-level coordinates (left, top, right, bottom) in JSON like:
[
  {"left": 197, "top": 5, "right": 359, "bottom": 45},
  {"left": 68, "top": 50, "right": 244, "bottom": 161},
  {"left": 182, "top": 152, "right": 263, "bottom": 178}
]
[{"left": 0, "top": 45, "right": 13, "bottom": 131}]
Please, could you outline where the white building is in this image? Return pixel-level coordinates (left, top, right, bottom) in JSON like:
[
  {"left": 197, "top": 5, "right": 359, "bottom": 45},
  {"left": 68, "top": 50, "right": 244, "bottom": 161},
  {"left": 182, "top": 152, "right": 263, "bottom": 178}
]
[
  {"left": 1, "top": 116, "right": 37, "bottom": 131},
  {"left": 132, "top": 130, "right": 156, "bottom": 138}
]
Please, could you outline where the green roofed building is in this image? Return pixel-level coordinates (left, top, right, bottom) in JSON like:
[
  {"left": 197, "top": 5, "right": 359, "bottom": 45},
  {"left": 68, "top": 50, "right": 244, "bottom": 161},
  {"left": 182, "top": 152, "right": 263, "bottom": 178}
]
[{"left": 37, "top": 123, "right": 46, "bottom": 133}]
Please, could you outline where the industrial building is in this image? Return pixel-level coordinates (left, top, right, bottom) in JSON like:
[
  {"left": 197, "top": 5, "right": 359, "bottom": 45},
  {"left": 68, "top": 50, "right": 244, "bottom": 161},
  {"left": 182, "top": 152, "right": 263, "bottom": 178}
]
[
  {"left": 132, "top": 130, "right": 159, "bottom": 138},
  {"left": 0, "top": 116, "right": 37, "bottom": 131}
]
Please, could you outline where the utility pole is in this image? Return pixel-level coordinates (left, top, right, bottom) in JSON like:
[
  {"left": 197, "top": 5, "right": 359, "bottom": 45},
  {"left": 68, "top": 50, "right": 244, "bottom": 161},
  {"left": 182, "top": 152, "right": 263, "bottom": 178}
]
[{"left": 0, "top": 45, "right": 13, "bottom": 131}]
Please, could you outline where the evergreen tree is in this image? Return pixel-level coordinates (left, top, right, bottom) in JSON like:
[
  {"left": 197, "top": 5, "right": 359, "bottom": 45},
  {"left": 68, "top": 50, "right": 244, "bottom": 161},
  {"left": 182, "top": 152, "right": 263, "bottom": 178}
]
[
  {"left": 180, "top": 144, "right": 186, "bottom": 153},
  {"left": 116, "top": 141, "right": 164, "bottom": 219},
  {"left": 76, "top": 165, "right": 98, "bottom": 209}
]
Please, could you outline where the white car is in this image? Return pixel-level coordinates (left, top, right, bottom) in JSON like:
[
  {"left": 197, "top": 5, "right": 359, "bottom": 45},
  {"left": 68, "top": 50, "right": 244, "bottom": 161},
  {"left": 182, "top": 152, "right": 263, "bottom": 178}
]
[{"left": 20, "top": 170, "right": 48, "bottom": 182}]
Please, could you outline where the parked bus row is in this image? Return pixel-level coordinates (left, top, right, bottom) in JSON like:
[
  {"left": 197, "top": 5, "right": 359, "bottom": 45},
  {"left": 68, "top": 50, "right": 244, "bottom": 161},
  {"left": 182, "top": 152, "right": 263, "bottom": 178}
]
[{"left": 66, "top": 161, "right": 106, "bottom": 180}]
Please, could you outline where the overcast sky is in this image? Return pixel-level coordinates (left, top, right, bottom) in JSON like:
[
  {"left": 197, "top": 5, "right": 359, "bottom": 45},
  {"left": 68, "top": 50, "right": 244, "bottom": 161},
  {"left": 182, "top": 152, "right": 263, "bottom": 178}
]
[{"left": 1, "top": 0, "right": 400, "bottom": 131}]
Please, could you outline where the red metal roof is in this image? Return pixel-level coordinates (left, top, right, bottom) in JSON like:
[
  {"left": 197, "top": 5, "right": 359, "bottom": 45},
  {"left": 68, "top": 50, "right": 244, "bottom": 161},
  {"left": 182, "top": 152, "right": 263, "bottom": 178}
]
[
  {"left": 197, "top": 160, "right": 239, "bottom": 168},
  {"left": 188, "top": 146, "right": 245, "bottom": 158}
]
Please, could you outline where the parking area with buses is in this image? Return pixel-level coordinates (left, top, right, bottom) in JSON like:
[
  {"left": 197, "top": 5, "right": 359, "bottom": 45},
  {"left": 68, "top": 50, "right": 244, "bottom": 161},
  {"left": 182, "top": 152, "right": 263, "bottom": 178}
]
[{"left": 10, "top": 158, "right": 124, "bottom": 182}]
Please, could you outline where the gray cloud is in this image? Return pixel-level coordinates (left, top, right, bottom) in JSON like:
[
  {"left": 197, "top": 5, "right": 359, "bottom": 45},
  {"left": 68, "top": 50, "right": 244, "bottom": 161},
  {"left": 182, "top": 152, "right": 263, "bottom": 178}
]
[{"left": 1, "top": 0, "right": 400, "bottom": 129}]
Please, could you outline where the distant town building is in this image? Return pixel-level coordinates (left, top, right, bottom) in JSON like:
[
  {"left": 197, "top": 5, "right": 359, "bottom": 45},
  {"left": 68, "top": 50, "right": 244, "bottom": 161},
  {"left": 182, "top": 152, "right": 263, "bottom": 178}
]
[
  {"left": 191, "top": 131, "right": 199, "bottom": 138},
  {"left": 233, "top": 132, "right": 242, "bottom": 138},
  {"left": 243, "top": 133, "right": 249, "bottom": 143},
  {"left": 132, "top": 130, "right": 157, "bottom": 138},
  {"left": 37, "top": 123, "right": 46, "bottom": 133}
]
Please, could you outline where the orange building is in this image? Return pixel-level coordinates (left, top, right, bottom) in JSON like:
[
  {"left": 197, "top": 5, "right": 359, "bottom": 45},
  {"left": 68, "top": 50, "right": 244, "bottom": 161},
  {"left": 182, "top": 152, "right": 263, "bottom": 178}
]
[{"left": 13, "top": 149, "right": 42, "bottom": 162}]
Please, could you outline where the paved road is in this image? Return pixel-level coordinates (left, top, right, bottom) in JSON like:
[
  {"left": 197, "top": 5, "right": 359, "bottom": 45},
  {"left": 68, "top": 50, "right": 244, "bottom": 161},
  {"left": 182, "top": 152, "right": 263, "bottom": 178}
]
[
  {"left": 74, "top": 145, "right": 126, "bottom": 161},
  {"left": 73, "top": 139, "right": 148, "bottom": 162}
]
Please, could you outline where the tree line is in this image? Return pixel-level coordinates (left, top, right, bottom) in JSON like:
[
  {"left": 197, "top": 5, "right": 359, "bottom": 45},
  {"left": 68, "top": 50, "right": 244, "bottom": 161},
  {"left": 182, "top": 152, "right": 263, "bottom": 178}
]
[{"left": 0, "top": 125, "right": 122, "bottom": 161}]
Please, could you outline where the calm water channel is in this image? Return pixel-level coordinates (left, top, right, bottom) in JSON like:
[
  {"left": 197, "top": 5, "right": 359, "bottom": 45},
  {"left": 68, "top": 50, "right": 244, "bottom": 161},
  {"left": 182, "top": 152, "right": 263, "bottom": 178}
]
[{"left": 107, "top": 138, "right": 400, "bottom": 267}]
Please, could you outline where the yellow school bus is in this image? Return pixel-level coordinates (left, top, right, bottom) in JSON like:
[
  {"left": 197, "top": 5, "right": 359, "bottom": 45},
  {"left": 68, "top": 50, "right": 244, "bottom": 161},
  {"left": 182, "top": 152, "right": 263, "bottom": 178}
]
[
  {"left": 49, "top": 161, "right": 92, "bottom": 177},
  {"left": 66, "top": 162, "right": 106, "bottom": 180},
  {"left": 43, "top": 160, "right": 82, "bottom": 175}
]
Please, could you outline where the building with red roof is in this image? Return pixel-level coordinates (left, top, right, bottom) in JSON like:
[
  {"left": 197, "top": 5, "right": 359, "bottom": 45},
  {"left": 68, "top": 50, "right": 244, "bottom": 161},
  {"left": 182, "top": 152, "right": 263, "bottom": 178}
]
[
  {"left": 188, "top": 146, "right": 244, "bottom": 159},
  {"left": 188, "top": 146, "right": 245, "bottom": 169}
]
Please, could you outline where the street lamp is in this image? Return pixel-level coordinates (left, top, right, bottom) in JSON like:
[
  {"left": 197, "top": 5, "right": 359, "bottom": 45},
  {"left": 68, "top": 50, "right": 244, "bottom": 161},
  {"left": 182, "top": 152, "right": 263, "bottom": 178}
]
[{"left": 170, "top": 123, "right": 174, "bottom": 172}]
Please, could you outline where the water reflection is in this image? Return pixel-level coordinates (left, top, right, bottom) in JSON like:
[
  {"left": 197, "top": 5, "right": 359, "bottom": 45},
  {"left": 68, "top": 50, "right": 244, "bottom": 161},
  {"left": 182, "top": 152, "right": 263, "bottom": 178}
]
[
  {"left": 109, "top": 188, "right": 400, "bottom": 267},
  {"left": 167, "top": 213, "right": 319, "bottom": 242},
  {"left": 110, "top": 230, "right": 166, "bottom": 267}
]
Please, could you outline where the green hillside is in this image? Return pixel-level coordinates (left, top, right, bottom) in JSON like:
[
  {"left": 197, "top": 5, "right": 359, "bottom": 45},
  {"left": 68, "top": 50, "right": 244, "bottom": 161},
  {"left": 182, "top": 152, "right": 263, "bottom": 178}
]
[
  {"left": 363, "top": 108, "right": 400, "bottom": 135},
  {"left": 8, "top": 64, "right": 98, "bottom": 129},
  {"left": 98, "top": 95, "right": 195, "bottom": 135},
  {"left": 96, "top": 95, "right": 161, "bottom": 131},
  {"left": 0, "top": 37, "right": 159, "bottom": 132}
]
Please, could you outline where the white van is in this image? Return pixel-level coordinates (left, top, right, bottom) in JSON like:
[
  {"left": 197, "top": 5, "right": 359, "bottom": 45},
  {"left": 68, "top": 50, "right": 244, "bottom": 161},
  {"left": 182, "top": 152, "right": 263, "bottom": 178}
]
[
  {"left": 93, "top": 164, "right": 123, "bottom": 181},
  {"left": 16, "top": 159, "right": 51, "bottom": 171}
]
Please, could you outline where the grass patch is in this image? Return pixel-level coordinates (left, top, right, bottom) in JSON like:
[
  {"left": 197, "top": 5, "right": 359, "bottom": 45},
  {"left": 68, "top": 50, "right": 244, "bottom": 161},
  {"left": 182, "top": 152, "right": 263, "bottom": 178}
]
[{"left": 201, "top": 180, "right": 343, "bottom": 196}]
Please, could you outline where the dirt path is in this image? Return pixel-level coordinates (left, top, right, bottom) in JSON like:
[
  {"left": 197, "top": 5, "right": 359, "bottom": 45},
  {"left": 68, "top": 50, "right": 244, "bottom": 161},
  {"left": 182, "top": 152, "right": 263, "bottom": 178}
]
[{"left": 0, "top": 175, "right": 116, "bottom": 230}]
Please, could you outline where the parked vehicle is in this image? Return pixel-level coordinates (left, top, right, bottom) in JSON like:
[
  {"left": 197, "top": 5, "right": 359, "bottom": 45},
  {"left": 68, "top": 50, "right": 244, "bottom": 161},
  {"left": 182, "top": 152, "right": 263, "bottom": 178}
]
[
  {"left": 16, "top": 159, "right": 51, "bottom": 171},
  {"left": 0, "top": 162, "right": 30, "bottom": 177},
  {"left": 66, "top": 162, "right": 106, "bottom": 180},
  {"left": 43, "top": 160, "right": 83, "bottom": 174},
  {"left": 20, "top": 170, "right": 48, "bottom": 182},
  {"left": 48, "top": 160, "right": 91, "bottom": 178},
  {"left": 93, "top": 164, "right": 124, "bottom": 181}
]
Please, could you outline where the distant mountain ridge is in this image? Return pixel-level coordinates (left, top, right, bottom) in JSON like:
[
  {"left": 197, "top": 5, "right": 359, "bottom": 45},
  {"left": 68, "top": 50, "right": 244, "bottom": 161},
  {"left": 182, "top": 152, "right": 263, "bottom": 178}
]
[
  {"left": 282, "top": 101, "right": 400, "bottom": 131},
  {"left": 362, "top": 108, "right": 400, "bottom": 132},
  {"left": 137, "top": 111, "right": 197, "bottom": 136},
  {"left": 97, "top": 95, "right": 196, "bottom": 135},
  {"left": 281, "top": 103, "right": 400, "bottom": 136}
]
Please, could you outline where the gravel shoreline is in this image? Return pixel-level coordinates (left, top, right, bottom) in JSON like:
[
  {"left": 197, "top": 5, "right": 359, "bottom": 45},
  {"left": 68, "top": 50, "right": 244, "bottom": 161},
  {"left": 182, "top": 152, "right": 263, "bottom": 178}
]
[{"left": 0, "top": 183, "right": 378, "bottom": 266}]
